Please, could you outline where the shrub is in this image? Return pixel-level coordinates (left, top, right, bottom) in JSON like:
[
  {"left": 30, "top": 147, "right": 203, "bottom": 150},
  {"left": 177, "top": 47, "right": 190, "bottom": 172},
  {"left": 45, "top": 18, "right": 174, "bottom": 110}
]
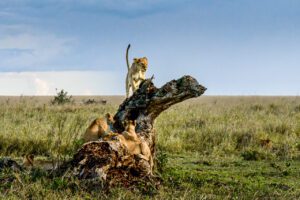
[{"left": 51, "top": 89, "right": 73, "bottom": 105}]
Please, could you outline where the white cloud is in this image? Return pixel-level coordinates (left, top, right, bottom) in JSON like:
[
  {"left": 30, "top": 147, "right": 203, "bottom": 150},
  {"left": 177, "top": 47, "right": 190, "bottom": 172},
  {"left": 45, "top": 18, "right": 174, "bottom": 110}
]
[
  {"left": 0, "top": 71, "right": 124, "bottom": 96},
  {"left": 34, "top": 77, "right": 50, "bottom": 95},
  {"left": 83, "top": 89, "right": 92, "bottom": 95}
]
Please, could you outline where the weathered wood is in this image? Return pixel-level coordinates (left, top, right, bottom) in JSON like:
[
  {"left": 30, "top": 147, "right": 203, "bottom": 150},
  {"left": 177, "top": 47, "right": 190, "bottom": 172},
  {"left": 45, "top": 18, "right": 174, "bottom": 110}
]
[
  {"left": 114, "top": 75, "right": 206, "bottom": 153},
  {"left": 66, "top": 75, "right": 206, "bottom": 188}
]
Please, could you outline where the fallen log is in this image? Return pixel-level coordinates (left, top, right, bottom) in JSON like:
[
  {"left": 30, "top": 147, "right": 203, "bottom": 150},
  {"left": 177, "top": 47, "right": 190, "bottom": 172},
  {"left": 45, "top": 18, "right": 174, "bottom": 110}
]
[{"left": 62, "top": 75, "right": 206, "bottom": 189}]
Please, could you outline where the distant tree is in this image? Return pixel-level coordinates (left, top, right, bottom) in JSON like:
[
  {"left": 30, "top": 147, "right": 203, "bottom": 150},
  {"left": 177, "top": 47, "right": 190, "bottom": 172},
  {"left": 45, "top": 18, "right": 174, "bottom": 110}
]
[{"left": 51, "top": 89, "right": 73, "bottom": 105}]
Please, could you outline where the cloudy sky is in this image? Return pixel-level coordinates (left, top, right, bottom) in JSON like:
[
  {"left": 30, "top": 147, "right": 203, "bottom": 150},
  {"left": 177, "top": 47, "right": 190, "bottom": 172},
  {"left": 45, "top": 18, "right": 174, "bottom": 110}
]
[{"left": 0, "top": 0, "right": 299, "bottom": 95}]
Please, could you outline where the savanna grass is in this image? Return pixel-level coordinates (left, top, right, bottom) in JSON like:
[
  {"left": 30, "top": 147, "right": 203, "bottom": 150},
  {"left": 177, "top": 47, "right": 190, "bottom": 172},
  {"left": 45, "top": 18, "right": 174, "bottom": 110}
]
[{"left": 0, "top": 96, "right": 300, "bottom": 199}]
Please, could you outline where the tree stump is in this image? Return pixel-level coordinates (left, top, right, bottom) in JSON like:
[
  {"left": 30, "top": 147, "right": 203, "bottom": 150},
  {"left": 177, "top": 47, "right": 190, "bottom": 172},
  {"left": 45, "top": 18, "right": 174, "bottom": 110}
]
[{"left": 65, "top": 75, "right": 206, "bottom": 189}]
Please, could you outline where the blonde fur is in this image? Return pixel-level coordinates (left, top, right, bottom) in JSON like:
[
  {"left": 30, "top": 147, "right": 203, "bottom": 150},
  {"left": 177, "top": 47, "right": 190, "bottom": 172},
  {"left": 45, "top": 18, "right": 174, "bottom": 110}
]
[
  {"left": 117, "top": 120, "right": 153, "bottom": 173},
  {"left": 83, "top": 113, "right": 114, "bottom": 142},
  {"left": 125, "top": 44, "right": 148, "bottom": 98}
]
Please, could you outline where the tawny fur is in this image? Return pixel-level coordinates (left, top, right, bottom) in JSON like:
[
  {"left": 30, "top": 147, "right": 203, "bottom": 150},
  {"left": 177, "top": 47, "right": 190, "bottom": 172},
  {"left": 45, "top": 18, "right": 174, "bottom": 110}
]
[
  {"left": 125, "top": 44, "right": 148, "bottom": 98},
  {"left": 117, "top": 120, "right": 153, "bottom": 172},
  {"left": 83, "top": 113, "right": 114, "bottom": 142},
  {"left": 22, "top": 154, "right": 58, "bottom": 170}
]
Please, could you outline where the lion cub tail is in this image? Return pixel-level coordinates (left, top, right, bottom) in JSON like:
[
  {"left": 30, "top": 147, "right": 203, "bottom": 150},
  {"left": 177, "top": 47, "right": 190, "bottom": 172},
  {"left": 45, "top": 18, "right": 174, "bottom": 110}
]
[{"left": 126, "top": 44, "right": 131, "bottom": 71}]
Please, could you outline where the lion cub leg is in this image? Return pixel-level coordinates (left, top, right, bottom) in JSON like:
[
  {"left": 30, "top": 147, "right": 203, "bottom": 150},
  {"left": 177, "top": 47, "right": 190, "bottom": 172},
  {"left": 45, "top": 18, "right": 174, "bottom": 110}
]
[{"left": 131, "top": 80, "right": 139, "bottom": 93}]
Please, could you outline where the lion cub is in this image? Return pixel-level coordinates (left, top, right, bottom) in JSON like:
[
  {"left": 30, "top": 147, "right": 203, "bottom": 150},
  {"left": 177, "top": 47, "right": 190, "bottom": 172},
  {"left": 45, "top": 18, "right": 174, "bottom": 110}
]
[
  {"left": 83, "top": 113, "right": 114, "bottom": 142},
  {"left": 117, "top": 120, "right": 153, "bottom": 171},
  {"left": 125, "top": 44, "right": 148, "bottom": 98}
]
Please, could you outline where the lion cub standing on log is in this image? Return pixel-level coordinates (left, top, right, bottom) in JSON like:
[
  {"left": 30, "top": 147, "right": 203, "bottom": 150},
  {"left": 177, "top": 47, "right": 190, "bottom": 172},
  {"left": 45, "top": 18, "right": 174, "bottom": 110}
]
[
  {"left": 83, "top": 113, "right": 114, "bottom": 142},
  {"left": 125, "top": 44, "right": 148, "bottom": 98},
  {"left": 118, "top": 120, "right": 153, "bottom": 171}
]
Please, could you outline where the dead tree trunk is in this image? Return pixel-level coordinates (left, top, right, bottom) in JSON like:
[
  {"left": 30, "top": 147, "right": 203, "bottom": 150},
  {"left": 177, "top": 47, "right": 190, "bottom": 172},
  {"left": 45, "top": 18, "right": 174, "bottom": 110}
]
[{"left": 66, "top": 75, "right": 206, "bottom": 188}]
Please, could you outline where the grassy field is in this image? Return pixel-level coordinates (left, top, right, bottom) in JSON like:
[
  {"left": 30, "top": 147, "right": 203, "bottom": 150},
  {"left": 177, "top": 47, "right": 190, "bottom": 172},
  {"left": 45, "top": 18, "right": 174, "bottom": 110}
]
[{"left": 0, "top": 96, "right": 300, "bottom": 199}]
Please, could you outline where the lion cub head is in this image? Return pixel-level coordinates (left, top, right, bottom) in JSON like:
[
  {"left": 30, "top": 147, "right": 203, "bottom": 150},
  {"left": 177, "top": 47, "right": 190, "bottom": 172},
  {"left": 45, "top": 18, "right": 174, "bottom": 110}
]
[
  {"left": 133, "top": 57, "right": 148, "bottom": 72},
  {"left": 124, "top": 120, "right": 136, "bottom": 134}
]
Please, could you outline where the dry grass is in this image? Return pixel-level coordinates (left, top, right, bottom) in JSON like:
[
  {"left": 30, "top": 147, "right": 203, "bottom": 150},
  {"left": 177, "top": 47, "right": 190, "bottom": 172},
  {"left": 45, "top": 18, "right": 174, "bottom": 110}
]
[
  {"left": 156, "top": 96, "right": 300, "bottom": 159},
  {"left": 0, "top": 96, "right": 300, "bottom": 199}
]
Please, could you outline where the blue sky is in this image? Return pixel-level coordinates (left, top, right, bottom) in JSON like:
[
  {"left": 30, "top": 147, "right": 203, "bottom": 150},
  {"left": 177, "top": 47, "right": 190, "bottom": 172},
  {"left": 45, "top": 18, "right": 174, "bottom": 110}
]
[{"left": 0, "top": 0, "right": 299, "bottom": 95}]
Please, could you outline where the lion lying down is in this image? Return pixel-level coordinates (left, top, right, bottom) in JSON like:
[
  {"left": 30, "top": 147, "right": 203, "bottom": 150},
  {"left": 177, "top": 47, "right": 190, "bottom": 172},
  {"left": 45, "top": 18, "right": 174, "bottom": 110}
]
[
  {"left": 83, "top": 113, "right": 115, "bottom": 142},
  {"left": 83, "top": 114, "right": 153, "bottom": 172}
]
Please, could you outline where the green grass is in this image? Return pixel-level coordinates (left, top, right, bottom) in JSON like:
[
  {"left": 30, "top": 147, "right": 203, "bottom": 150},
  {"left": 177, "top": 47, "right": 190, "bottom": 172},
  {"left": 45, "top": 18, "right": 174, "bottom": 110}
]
[{"left": 1, "top": 96, "right": 300, "bottom": 199}]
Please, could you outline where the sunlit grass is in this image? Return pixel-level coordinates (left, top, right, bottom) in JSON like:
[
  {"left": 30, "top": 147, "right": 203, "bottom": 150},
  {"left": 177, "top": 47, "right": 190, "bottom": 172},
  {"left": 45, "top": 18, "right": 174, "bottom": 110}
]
[{"left": 0, "top": 96, "right": 300, "bottom": 199}]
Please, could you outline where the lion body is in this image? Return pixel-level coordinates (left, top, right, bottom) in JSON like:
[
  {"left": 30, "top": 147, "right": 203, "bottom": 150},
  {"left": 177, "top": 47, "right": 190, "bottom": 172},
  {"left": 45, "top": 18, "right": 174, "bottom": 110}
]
[
  {"left": 117, "top": 120, "right": 153, "bottom": 172},
  {"left": 125, "top": 44, "right": 148, "bottom": 98},
  {"left": 83, "top": 113, "right": 114, "bottom": 142}
]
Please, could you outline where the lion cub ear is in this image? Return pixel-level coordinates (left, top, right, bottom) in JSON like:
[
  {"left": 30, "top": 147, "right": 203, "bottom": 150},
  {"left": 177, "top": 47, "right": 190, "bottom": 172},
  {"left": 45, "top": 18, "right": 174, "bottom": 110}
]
[
  {"left": 133, "top": 58, "right": 139, "bottom": 63},
  {"left": 141, "top": 57, "right": 148, "bottom": 66}
]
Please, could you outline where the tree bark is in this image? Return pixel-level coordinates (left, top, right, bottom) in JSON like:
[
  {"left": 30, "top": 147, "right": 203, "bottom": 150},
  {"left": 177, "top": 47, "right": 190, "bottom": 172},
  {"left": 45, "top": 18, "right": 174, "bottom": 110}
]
[{"left": 65, "top": 75, "right": 206, "bottom": 188}]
